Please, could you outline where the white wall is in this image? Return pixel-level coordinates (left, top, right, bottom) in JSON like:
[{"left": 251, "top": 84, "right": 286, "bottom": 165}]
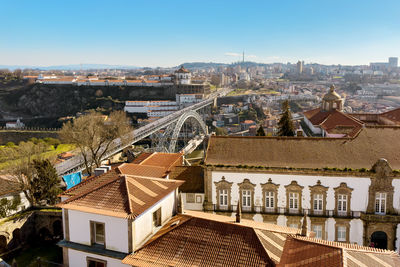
[
  {"left": 134, "top": 190, "right": 176, "bottom": 248},
  {"left": 392, "top": 179, "right": 400, "bottom": 212},
  {"left": 211, "top": 171, "right": 371, "bottom": 212},
  {"left": 68, "top": 209, "right": 129, "bottom": 253},
  {"left": 68, "top": 249, "right": 129, "bottom": 267},
  {"left": 182, "top": 193, "right": 204, "bottom": 211},
  {"left": 210, "top": 171, "right": 372, "bottom": 246}
]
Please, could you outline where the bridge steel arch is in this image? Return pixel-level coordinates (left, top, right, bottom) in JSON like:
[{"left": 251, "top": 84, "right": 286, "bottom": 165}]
[{"left": 168, "top": 110, "right": 207, "bottom": 153}]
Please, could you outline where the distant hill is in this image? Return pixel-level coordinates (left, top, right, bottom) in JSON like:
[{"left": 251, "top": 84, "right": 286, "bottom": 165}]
[
  {"left": 178, "top": 62, "right": 229, "bottom": 69},
  {"left": 178, "top": 61, "right": 270, "bottom": 70}
]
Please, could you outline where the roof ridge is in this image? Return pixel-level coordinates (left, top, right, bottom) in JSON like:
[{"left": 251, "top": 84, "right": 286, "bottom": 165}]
[
  {"left": 124, "top": 174, "right": 185, "bottom": 183},
  {"left": 123, "top": 175, "right": 133, "bottom": 214},
  {"left": 290, "top": 235, "right": 395, "bottom": 254}
]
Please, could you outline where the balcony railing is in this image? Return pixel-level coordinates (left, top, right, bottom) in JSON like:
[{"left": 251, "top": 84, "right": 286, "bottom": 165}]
[{"left": 212, "top": 205, "right": 362, "bottom": 219}]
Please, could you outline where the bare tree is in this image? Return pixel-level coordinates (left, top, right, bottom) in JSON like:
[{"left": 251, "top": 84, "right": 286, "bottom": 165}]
[
  {"left": 59, "top": 110, "right": 133, "bottom": 175},
  {"left": 0, "top": 141, "right": 48, "bottom": 206}
]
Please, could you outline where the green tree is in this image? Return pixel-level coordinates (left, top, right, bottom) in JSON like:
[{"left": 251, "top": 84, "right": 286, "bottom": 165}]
[
  {"left": 277, "top": 100, "right": 295, "bottom": 136},
  {"left": 31, "top": 159, "right": 61, "bottom": 205},
  {"left": 1, "top": 141, "right": 48, "bottom": 206},
  {"left": 256, "top": 125, "right": 266, "bottom": 136}
]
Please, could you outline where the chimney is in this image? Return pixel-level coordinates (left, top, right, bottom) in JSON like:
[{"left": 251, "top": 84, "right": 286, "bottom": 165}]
[
  {"left": 236, "top": 199, "right": 241, "bottom": 223},
  {"left": 301, "top": 213, "right": 308, "bottom": 236}
]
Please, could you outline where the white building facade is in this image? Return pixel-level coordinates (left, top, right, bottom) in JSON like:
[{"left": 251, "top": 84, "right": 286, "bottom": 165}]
[{"left": 204, "top": 159, "right": 400, "bottom": 251}]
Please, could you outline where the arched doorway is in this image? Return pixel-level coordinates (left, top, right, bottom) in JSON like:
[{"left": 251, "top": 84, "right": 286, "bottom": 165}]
[{"left": 371, "top": 231, "right": 388, "bottom": 249}]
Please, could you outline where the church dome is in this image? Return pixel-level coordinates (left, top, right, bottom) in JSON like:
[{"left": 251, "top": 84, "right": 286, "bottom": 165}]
[{"left": 323, "top": 85, "right": 341, "bottom": 101}]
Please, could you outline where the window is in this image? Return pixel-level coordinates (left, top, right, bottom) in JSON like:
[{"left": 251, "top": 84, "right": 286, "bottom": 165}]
[
  {"left": 313, "top": 194, "right": 323, "bottom": 215},
  {"left": 265, "top": 191, "right": 274, "bottom": 209},
  {"left": 337, "top": 194, "right": 347, "bottom": 214},
  {"left": 375, "top": 192, "right": 386, "bottom": 214},
  {"left": 90, "top": 222, "right": 105, "bottom": 246},
  {"left": 313, "top": 225, "right": 323, "bottom": 239},
  {"left": 242, "top": 190, "right": 251, "bottom": 207},
  {"left": 337, "top": 226, "right": 346, "bottom": 242},
  {"left": 87, "top": 258, "right": 107, "bottom": 267},
  {"left": 153, "top": 208, "right": 161, "bottom": 228},
  {"left": 186, "top": 193, "right": 195, "bottom": 203},
  {"left": 196, "top": 195, "right": 203, "bottom": 203},
  {"left": 289, "top": 192, "right": 299, "bottom": 210},
  {"left": 219, "top": 189, "right": 228, "bottom": 206}
]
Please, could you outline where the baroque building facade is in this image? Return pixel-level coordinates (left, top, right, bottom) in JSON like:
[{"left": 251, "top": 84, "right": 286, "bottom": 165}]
[
  {"left": 203, "top": 126, "right": 400, "bottom": 251},
  {"left": 204, "top": 159, "right": 400, "bottom": 251}
]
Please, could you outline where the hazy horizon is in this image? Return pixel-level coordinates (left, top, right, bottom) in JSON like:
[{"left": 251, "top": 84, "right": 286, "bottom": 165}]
[{"left": 1, "top": 0, "right": 399, "bottom": 67}]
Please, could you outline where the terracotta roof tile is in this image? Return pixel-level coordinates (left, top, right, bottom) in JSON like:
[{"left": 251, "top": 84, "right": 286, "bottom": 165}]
[
  {"left": 205, "top": 126, "right": 400, "bottom": 169},
  {"left": 58, "top": 175, "right": 184, "bottom": 219},
  {"left": 60, "top": 166, "right": 122, "bottom": 197},
  {"left": 278, "top": 236, "right": 343, "bottom": 267},
  {"left": 122, "top": 215, "right": 274, "bottom": 267},
  {"left": 381, "top": 107, "right": 400, "bottom": 123},
  {"left": 132, "top": 152, "right": 153, "bottom": 164},
  {"left": 118, "top": 163, "right": 167, "bottom": 178},
  {"left": 139, "top": 152, "right": 183, "bottom": 172}
]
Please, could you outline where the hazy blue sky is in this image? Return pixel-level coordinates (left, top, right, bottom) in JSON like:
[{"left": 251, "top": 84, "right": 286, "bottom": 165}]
[{"left": 1, "top": 0, "right": 399, "bottom": 67}]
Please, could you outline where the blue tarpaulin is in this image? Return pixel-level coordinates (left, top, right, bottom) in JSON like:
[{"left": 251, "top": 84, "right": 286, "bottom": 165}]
[{"left": 63, "top": 172, "right": 82, "bottom": 189}]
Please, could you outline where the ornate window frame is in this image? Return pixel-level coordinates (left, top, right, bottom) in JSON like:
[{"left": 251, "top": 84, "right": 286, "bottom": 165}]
[
  {"left": 285, "top": 181, "right": 304, "bottom": 214},
  {"left": 214, "top": 176, "right": 233, "bottom": 211},
  {"left": 261, "top": 178, "right": 279, "bottom": 213},
  {"left": 334, "top": 182, "right": 353, "bottom": 217},
  {"left": 309, "top": 180, "right": 328, "bottom": 216},
  {"left": 367, "top": 159, "right": 394, "bottom": 215},
  {"left": 335, "top": 219, "right": 350, "bottom": 242},
  {"left": 238, "top": 179, "right": 256, "bottom": 212},
  {"left": 310, "top": 217, "right": 327, "bottom": 240},
  {"left": 286, "top": 216, "right": 302, "bottom": 229}
]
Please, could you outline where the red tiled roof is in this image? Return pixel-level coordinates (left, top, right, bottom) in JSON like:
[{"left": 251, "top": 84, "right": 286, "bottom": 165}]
[
  {"left": 60, "top": 166, "right": 122, "bottom": 197},
  {"left": 319, "top": 110, "right": 364, "bottom": 137},
  {"left": 131, "top": 152, "right": 153, "bottom": 164},
  {"left": 380, "top": 107, "right": 400, "bottom": 123},
  {"left": 122, "top": 215, "right": 275, "bottom": 267},
  {"left": 118, "top": 163, "right": 167, "bottom": 178},
  {"left": 282, "top": 235, "right": 400, "bottom": 267},
  {"left": 278, "top": 236, "right": 343, "bottom": 267},
  {"left": 58, "top": 174, "right": 184, "bottom": 219},
  {"left": 139, "top": 152, "right": 183, "bottom": 172},
  {"left": 205, "top": 126, "right": 400, "bottom": 169}
]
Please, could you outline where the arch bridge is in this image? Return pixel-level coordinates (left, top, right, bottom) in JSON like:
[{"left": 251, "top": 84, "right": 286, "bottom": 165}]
[{"left": 55, "top": 98, "right": 214, "bottom": 176}]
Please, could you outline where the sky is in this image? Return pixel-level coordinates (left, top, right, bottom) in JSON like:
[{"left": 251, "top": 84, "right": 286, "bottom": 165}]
[{"left": 1, "top": 0, "right": 400, "bottom": 67}]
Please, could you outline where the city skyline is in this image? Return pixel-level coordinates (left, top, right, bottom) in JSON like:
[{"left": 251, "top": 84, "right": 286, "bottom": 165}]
[{"left": 1, "top": 0, "right": 400, "bottom": 67}]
